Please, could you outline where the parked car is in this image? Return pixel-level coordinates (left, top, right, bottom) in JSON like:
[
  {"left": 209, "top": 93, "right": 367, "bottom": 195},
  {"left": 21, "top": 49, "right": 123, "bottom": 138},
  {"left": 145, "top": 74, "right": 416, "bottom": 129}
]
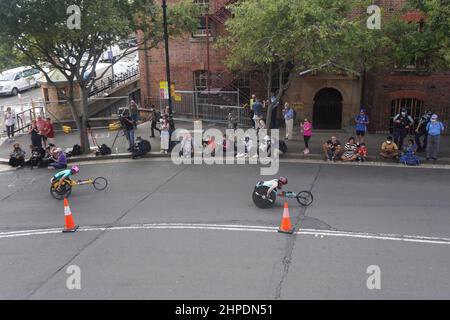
[{"left": 0, "top": 66, "right": 39, "bottom": 96}]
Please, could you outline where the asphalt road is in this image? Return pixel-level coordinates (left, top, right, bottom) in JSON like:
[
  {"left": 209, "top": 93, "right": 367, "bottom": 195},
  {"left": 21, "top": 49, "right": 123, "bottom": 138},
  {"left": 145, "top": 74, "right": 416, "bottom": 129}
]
[{"left": 0, "top": 159, "right": 449, "bottom": 299}]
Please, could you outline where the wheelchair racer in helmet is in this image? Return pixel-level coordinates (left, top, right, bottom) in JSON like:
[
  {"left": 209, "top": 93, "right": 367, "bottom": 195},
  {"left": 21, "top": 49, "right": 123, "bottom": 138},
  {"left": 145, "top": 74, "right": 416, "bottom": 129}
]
[
  {"left": 52, "top": 165, "right": 80, "bottom": 191},
  {"left": 260, "top": 176, "right": 288, "bottom": 198}
]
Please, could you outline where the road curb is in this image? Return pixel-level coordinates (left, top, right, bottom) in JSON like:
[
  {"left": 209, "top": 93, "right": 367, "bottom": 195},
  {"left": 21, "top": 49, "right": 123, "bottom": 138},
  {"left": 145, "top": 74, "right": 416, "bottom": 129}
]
[{"left": 1, "top": 152, "right": 450, "bottom": 166}]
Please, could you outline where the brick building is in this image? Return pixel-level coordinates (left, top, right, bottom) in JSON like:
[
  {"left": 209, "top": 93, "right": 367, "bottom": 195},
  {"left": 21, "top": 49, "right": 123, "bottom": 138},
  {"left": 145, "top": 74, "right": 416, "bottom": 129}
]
[{"left": 139, "top": 0, "right": 449, "bottom": 133}]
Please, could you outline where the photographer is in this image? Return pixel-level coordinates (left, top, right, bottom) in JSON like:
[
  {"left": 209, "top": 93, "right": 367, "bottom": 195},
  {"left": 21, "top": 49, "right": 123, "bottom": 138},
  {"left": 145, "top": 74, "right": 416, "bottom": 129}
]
[{"left": 120, "top": 109, "right": 135, "bottom": 152}]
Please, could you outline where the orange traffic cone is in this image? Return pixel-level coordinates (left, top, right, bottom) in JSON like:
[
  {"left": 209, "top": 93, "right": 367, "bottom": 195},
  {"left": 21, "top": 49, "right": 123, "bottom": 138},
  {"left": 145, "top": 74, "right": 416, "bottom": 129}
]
[
  {"left": 278, "top": 202, "right": 293, "bottom": 234},
  {"left": 63, "top": 198, "right": 79, "bottom": 233}
]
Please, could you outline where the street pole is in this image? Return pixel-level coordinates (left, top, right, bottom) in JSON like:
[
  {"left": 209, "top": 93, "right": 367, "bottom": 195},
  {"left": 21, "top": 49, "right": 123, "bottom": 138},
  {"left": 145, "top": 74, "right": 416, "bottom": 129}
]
[{"left": 162, "top": 0, "right": 173, "bottom": 115}]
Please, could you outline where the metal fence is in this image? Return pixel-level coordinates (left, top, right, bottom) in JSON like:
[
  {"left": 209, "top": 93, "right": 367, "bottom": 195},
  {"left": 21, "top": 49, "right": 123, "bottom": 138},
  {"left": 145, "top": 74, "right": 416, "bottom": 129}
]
[{"left": 158, "top": 90, "right": 253, "bottom": 127}]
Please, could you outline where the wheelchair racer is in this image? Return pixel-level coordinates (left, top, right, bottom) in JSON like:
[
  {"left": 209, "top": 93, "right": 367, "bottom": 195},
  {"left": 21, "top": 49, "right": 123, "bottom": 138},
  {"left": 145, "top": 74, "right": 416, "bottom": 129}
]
[{"left": 51, "top": 165, "right": 80, "bottom": 191}]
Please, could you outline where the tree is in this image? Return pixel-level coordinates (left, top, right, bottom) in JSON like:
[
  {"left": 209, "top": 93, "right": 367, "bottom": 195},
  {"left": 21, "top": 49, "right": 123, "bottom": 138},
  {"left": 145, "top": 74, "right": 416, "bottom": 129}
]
[
  {"left": 218, "top": 0, "right": 379, "bottom": 129},
  {"left": 0, "top": 0, "right": 201, "bottom": 153},
  {"left": 380, "top": 0, "right": 450, "bottom": 70}
]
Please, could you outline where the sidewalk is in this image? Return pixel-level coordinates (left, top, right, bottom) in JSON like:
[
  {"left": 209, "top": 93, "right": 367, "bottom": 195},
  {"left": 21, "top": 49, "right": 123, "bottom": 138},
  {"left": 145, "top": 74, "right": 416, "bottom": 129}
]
[{"left": 1, "top": 119, "right": 449, "bottom": 165}]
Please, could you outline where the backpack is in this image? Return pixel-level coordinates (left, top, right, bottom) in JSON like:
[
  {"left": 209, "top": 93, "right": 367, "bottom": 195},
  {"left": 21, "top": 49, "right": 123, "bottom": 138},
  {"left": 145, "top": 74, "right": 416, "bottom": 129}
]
[
  {"left": 279, "top": 140, "right": 288, "bottom": 154},
  {"left": 71, "top": 144, "right": 82, "bottom": 156},
  {"left": 97, "top": 144, "right": 112, "bottom": 156}
]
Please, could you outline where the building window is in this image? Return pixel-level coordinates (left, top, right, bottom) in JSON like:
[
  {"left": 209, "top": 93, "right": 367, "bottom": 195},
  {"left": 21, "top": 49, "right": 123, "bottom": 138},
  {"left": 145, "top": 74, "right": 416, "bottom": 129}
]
[
  {"left": 389, "top": 98, "right": 424, "bottom": 133},
  {"left": 194, "top": 70, "right": 209, "bottom": 91},
  {"left": 195, "top": 0, "right": 209, "bottom": 10},
  {"left": 192, "top": 16, "right": 212, "bottom": 38}
]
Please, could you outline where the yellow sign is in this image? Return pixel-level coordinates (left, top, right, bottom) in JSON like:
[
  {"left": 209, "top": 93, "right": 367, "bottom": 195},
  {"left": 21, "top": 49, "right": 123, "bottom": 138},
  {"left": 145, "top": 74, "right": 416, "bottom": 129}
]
[{"left": 175, "top": 95, "right": 182, "bottom": 102}]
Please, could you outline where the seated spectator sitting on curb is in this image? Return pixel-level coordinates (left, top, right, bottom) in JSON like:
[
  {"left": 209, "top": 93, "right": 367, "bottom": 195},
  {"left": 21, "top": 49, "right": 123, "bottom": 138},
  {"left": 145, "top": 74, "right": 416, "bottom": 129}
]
[
  {"left": 9, "top": 143, "right": 26, "bottom": 168},
  {"left": 342, "top": 137, "right": 358, "bottom": 162},
  {"left": 237, "top": 135, "right": 253, "bottom": 158},
  {"left": 323, "top": 136, "right": 342, "bottom": 161},
  {"left": 48, "top": 148, "right": 68, "bottom": 170},
  {"left": 399, "top": 139, "right": 420, "bottom": 165},
  {"left": 356, "top": 143, "right": 368, "bottom": 162},
  {"left": 132, "top": 136, "right": 151, "bottom": 159},
  {"left": 380, "top": 136, "right": 399, "bottom": 160},
  {"left": 26, "top": 145, "right": 45, "bottom": 169}
]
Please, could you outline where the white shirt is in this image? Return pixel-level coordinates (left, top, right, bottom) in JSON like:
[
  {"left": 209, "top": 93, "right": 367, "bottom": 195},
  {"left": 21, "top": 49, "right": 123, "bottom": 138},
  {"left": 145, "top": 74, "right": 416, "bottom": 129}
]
[{"left": 4, "top": 111, "right": 15, "bottom": 126}]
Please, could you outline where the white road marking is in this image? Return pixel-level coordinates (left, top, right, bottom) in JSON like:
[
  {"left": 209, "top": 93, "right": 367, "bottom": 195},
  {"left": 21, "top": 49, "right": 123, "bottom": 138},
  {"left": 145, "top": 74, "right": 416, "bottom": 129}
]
[{"left": 1, "top": 223, "right": 450, "bottom": 246}]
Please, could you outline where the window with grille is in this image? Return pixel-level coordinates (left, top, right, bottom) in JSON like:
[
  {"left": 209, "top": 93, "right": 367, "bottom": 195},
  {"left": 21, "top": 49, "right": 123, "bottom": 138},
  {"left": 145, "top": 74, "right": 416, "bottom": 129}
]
[
  {"left": 192, "top": 16, "right": 212, "bottom": 37},
  {"left": 389, "top": 98, "right": 424, "bottom": 133},
  {"left": 194, "top": 70, "right": 209, "bottom": 91}
]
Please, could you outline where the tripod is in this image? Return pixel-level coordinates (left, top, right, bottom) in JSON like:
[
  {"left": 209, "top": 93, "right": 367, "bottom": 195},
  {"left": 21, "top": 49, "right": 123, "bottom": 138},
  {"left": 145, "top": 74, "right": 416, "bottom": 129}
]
[{"left": 111, "top": 128, "right": 128, "bottom": 153}]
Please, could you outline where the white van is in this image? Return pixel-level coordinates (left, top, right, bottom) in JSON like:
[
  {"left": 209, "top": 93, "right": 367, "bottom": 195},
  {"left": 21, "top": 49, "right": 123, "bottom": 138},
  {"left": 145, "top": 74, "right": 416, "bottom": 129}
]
[{"left": 0, "top": 66, "right": 39, "bottom": 96}]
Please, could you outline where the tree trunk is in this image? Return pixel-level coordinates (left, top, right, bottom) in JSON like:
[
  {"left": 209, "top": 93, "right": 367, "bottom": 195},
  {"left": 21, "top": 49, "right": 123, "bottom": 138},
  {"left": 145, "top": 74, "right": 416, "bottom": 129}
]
[{"left": 79, "top": 88, "right": 91, "bottom": 154}]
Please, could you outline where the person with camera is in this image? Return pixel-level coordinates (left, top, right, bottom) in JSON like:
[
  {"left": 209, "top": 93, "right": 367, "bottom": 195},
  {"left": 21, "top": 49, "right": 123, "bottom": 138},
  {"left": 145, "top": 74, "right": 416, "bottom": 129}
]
[{"left": 120, "top": 109, "right": 135, "bottom": 152}]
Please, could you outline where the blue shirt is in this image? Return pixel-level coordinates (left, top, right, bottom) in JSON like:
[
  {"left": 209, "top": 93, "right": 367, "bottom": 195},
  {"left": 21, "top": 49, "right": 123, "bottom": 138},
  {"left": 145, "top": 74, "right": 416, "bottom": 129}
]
[
  {"left": 355, "top": 114, "right": 369, "bottom": 132},
  {"left": 253, "top": 101, "right": 263, "bottom": 117},
  {"left": 284, "top": 108, "right": 294, "bottom": 120},
  {"left": 426, "top": 121, "right": 444, "bottom": 136}
]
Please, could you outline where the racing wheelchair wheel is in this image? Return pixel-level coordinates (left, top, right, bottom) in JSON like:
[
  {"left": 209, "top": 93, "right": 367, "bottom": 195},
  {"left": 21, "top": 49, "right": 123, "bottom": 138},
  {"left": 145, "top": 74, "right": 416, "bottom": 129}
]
[
  {"left": 252, "top": 185, "right": 276, "bottom": 209},
  {"left": 296, "top": 191, "right": 313, "bottom": 207}
]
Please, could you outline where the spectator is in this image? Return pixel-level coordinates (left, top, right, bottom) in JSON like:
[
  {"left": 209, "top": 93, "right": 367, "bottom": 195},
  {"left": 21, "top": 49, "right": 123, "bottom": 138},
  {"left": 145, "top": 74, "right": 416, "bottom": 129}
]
[
  {"left": 228, "top": 110, "right": 237, "bottom": 130},
  {"left": 380, "top": 136, "right": 399, "bottom": 160},
  {"left": 282, "top": 103, "right": 294, "bottom": 140},
  {"left": 149, "top": 106, "right": 161, "bottom": 138},
  {"left": 48, "top": 148, "right": 68, "bottom": 169},
  {"left": 130, "top": 100, "right": 139, "bottom": 129},
  {"left": 341, "top": 137, "right": 358, "bottom": 162},
  {"left": 237, "top": 135, "right": 253, "bottom": 158},
  {"left": 356, "top": 143, "right": 368, "bottom": 162},
  {"left": 29, "top": 120, "right": 42, "bottom": 149},
  {"left": 206, "top": 136, "right": 217, "bottom": 157},
  {"left": 322, "top": 136, "right": 342, "bottom": 161},
  {"left": 132, "top": 136, "right": 151, "bottom": 159},
  {"left": 36, "top": 115, "right": 47, "bottom": 148},
  {"left": 26, "top": 145, "right": 45, "bottom": 169},
  {"left": 392, "top": 108, "right": 414, "bottom": 149},
  {"left": 270, "top": 92, "right": 280, "bottom": 129},
  {"left": 426, "top": 114, "right": 445, "bottom": 161},
  {"left": 249, "top": 94, "right": 256, "bottom": 129},
  {"left": 120, "top": 109, "right": 135, "bottom": 152},
  {"left": 415, "top": 110, "right": 432, "bottom": 152},
  {"left": 9, "top": 143, "right": 25, "bottom": 168},
  {"left": 180, "top": 132, "right": 193, "bottom": 158},
  {"left": 301, "top": 118, "right": 313, "bottom": 155},
  {"left": 4, "top": 107, "right": 16, "bottom": 142},
  {"left": 160, "top": 114, "right": 170, "bottom": 154},
  {"left": 44, "top": 118, "right": 55, "bottom": 145},
  {"left": 400, "top": 139, "right": 420, "bottom": 165},
  {"left": 355, "top": 108, "right": 369, "bottom": 143},
  {"left": 258, "top": 135, "right": 272, "bottom": 156},
  {"left": 252, "top": 98, "right": 263, "bottom": 130}
]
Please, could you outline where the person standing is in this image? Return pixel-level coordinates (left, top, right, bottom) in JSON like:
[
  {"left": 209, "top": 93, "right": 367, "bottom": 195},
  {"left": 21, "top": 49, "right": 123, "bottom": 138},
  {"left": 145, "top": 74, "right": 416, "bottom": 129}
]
[
  {"left": 355, "top": 108, "right": 369, "bottom": 143},
  {"left": 301, "top": 118, "right": 313, "bottom": 154},
  {"left": 160, "top": 114, "right": 170, "bottom": 154},
  {"left": 392, "top": 108, "right": 414, "bottom": 149},
  {"left": 120, "top": 109, "right": 135, "bottom": 152},
  {"left": 130, "top": 100, "right": 139, "bottom": 129},
  {"left": 44, "top": 118, "right": 55, "bottom": 145},
  {"left": 249, "top": 94, "right": 256, "bottom": 129},
  {"left": 283, "top": 103, "right": 294, "bottom": 140},
  {"left": 252, "top": 98, "right": 263, "bottom": 130},
  {"left": 29, "top": 120, "right": 42, "bottom": 149},
  {"left": 149, "top": 105, "right": 161, "bottom": 138},
  {"left": 426, "top": 114, "right": 445, "bottom": 161},
  {"left": 4, "top": 107, "right": 16, "bottom": 142},
  {"left": 415, "top": 110, "right": 432, "bottom": 152},
  {"left": 36, "top": 115, "right": 47, "bottom": 148}
]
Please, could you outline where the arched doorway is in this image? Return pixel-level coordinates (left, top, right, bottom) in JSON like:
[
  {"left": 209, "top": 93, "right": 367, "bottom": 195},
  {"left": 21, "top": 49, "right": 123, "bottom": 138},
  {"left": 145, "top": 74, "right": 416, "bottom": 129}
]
[{"left": 313, "top": 88, "right": 343, "bottom": 129}]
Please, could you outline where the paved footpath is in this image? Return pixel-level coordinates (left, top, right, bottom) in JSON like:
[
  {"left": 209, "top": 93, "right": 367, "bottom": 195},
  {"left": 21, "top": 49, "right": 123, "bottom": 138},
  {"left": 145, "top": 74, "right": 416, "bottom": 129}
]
[{"left": 1, "top": 119, "right": 449, "bottom": 165}]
